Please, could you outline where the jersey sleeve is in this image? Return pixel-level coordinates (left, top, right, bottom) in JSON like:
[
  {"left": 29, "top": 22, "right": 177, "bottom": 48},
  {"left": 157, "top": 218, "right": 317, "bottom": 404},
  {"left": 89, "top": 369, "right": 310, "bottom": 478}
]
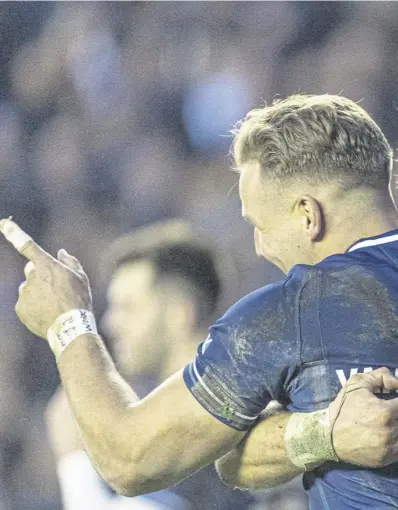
[{"left": 183, "top": 279, "right": 300, "bottom": 431}]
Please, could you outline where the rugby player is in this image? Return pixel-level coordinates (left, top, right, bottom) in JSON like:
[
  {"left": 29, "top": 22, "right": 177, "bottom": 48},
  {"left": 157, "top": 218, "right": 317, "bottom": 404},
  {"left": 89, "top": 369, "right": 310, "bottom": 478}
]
[
  {"left": 4, "top": 94, "right": 398, "bottom": 509},
  {"left": 46, "top": 220, "right": 256, "bottom": 510}
]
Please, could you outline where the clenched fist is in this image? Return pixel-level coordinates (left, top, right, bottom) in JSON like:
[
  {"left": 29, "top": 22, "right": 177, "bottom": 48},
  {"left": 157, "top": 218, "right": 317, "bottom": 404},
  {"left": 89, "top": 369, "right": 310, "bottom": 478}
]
[{"left": 330, "top": 367, "right": 398, "bottom": 467}]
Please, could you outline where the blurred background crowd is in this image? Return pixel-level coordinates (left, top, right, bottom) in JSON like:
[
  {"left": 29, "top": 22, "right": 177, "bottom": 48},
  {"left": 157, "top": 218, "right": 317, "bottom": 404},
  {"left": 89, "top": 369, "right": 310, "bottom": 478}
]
[{"left": 0, "top": 2, "right": 397, "bottom": 509}]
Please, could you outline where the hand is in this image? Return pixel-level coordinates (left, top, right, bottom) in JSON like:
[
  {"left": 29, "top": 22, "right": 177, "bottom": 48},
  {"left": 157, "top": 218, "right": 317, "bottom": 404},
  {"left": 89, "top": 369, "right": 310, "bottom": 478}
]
[
  {"left": 329, "top": 367, "right": 398, "bottom": 467},
  {"left": 0, "top": 218, "right": 92, "bottom": 339},
  {"left": 45, "top": 386, "right": 84, "bottom": 460}
]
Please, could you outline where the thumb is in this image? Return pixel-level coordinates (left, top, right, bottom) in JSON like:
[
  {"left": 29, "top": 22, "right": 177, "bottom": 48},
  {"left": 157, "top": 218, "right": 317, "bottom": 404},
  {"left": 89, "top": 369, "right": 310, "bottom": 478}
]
[{"left": 57, "top": 249, "right": 83, "bottom": 273}]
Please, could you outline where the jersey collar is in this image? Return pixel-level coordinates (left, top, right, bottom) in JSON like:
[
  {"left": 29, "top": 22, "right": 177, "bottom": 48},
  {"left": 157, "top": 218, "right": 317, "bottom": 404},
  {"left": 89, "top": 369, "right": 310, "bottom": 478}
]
[{"left": 346, "top": 229, "right": 398, "bottom": 253}]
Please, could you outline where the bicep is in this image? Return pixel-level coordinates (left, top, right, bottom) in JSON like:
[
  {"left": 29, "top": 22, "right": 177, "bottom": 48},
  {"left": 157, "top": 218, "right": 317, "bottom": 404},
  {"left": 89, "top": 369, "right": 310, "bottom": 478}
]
[{"left": 120, "top": 369, "right": 245, "bottom": 493}]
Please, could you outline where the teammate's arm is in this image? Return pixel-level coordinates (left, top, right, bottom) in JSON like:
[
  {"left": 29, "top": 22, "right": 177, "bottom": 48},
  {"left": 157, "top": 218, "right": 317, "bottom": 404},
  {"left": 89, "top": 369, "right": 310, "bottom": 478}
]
[
  {"left": 216, "top": 368, "right": 398, "bottom": 490},
  {"left": 215, "top": 405, "right": 301, "bottom": 489}
]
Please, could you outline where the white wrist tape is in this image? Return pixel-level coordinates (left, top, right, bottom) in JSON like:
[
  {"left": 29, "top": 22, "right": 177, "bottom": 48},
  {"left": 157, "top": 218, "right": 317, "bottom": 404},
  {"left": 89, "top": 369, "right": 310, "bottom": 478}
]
[
  {"left": 47, "top": 309, "right": 98, "bottom": 359},
  {"left": 284, "top": 408, "right": 339, "bottom": 471}
]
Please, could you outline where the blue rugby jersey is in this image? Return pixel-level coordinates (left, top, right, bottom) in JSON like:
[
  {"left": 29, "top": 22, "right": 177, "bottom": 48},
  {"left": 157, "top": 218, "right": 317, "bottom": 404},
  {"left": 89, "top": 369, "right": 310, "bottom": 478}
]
[{"left": 183, "top": 229, "right": 398, "bottom": 509}]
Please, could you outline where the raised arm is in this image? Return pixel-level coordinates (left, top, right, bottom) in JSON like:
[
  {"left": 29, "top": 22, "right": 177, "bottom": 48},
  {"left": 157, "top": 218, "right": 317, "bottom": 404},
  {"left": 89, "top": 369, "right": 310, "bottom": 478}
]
[{"left": 0, "top": 220, "right": 245, "bottom": 495}]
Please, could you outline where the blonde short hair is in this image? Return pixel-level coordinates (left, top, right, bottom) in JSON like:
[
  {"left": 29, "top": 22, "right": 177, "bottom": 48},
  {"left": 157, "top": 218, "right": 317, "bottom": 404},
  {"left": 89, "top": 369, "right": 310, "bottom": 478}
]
[{"left": 232, "top": 94, "right": 392, "bottom": 191}]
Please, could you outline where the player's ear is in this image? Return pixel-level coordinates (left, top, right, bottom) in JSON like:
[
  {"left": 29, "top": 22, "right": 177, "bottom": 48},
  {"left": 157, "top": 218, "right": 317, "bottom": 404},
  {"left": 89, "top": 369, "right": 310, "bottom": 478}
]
[{"left": 299, "top": 196, "right": 324, "bottom": 242}]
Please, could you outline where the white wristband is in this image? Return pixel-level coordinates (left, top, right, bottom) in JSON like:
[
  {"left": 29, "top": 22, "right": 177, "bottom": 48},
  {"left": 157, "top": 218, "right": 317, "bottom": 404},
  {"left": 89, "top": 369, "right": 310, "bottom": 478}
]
[
  {"left": 284, "top": 408, "right": 339, "bottom": 471},
  {"left": 47, "top": 309, "right": 98, "bottom": 359}
]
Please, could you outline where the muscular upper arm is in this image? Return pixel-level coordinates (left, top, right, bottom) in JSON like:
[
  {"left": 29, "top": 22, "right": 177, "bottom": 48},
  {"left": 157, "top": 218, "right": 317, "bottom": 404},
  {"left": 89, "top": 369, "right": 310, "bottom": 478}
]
[{"left": 116, "top": 369, "right": 245, "bottom": 496}]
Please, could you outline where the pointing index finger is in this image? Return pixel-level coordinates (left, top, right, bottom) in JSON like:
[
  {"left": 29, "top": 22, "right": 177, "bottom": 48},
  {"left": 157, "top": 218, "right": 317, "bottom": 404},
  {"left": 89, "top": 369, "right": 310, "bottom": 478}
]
[{"left": 0, "top": 217, "right": 48, "bottom": 262}]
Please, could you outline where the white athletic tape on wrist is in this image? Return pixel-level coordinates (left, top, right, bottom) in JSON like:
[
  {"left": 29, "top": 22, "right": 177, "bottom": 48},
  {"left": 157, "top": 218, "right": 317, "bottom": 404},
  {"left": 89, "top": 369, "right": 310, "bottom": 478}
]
[
  {"left": 47, "top": 309, "right": 98, "bottom": 359},
  {"left": 0, "top": 217, "right": 33, "bottom": 252},
  {"left": 284, "top": 408, "right": 339, "bottom": 471}
]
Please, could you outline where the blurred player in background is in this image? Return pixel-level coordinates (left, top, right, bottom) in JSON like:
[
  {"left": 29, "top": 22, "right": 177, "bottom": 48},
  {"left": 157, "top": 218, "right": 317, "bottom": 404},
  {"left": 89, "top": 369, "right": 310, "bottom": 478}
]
[{"left": 45, "top": 220, "right": 257, "bottom": 510}]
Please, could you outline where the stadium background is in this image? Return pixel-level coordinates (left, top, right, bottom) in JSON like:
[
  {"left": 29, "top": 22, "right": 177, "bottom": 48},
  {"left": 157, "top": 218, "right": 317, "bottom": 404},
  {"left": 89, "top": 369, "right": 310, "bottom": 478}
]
[{"left": 0, "top": 2, "right": 396, "bottom": 509}]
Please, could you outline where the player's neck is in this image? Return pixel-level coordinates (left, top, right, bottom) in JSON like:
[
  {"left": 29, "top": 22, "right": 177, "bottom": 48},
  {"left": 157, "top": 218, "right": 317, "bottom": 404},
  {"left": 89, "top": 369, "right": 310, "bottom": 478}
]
[
  {"left": 326, "top": 190, "right": 397, "bottom": 251},
  {"left": 353, "top": 217, "right": 398, "bottom": 241},
  {"left": 318, "top": 210, "right": 398, "bottom": 264}
]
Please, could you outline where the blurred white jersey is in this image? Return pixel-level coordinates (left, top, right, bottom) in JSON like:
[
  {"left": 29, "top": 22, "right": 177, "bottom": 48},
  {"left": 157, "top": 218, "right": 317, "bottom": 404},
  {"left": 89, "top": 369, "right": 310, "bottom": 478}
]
[{"left": 57, "top": 450, "right": 191, "bottom": 510}]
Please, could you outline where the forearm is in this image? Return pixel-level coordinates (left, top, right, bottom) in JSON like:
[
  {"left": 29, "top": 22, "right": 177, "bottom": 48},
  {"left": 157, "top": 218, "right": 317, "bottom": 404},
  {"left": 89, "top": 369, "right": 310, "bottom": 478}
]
[
  {"left": 57, "top": 333, "right": 141, "bottom": 491},
  {"left": 216, "top": 410, "right": 303, "bottom": 490}
]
